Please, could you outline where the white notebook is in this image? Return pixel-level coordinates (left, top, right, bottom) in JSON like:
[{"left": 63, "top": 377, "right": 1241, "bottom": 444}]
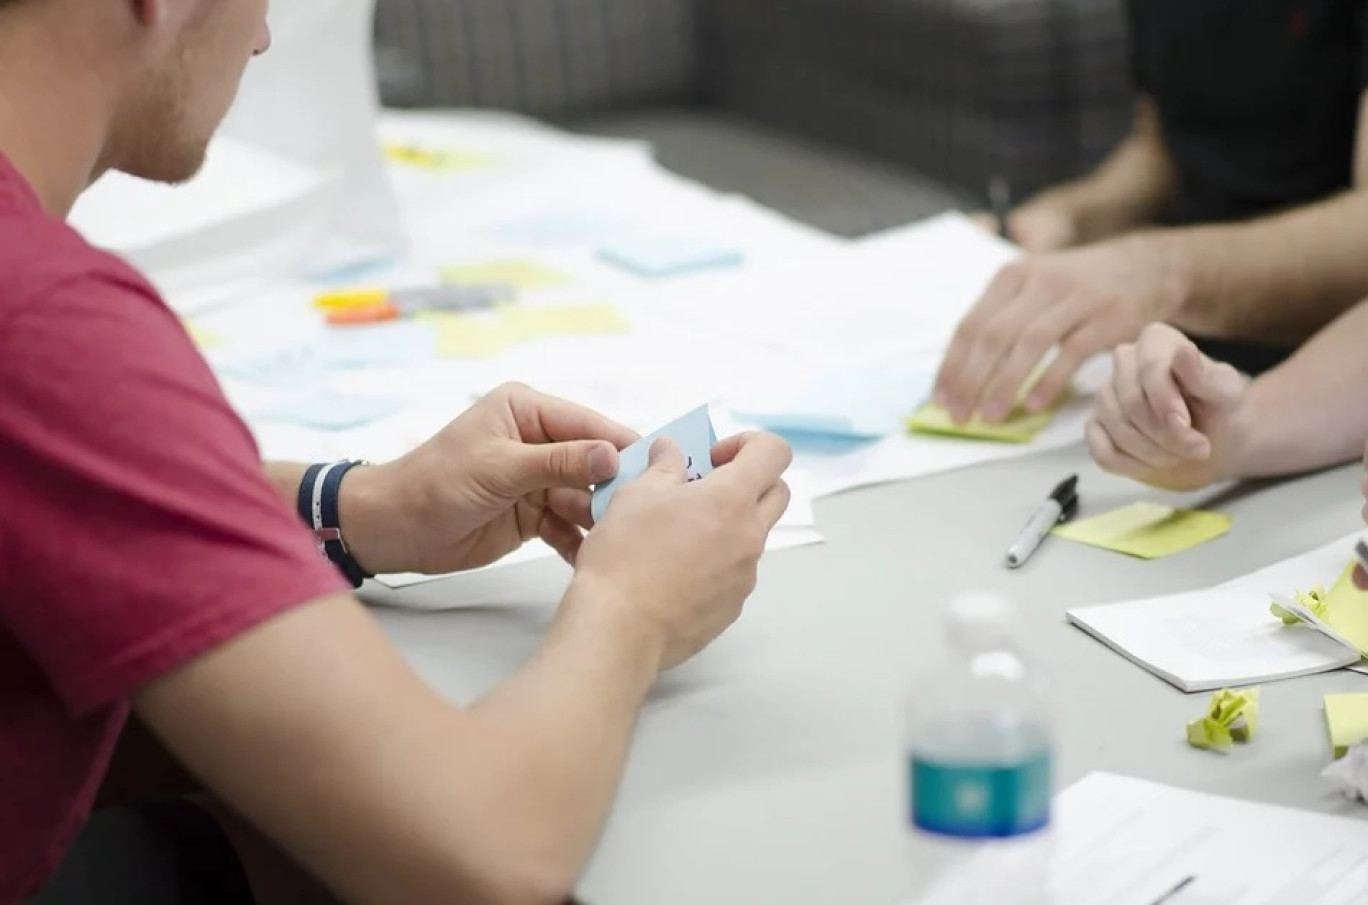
[{"left": 1066, "top": 533, "right": 1365, "bottom": 692}]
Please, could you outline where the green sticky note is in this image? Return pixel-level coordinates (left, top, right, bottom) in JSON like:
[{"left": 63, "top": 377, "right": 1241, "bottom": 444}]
[
  {"left": 1187, "top": 687, "right": 1260, "bottom": 751},
  {"left": 1326, "top": 693, "right": 1368, "bottom": 758},
  {"left": 1320, "top": 562, "right": 1368, "bottom": 655},
  {"left": 1052, "top": 501, "right": 1231, "bottom": 560},
  {"left": 441, "top": 260, "right": 568, "bottom": 289},
  {"left": 905, "top": 402, "right": 1056, "bottom": 443}
]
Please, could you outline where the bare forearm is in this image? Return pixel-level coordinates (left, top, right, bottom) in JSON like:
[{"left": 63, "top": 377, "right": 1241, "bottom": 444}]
[
  {"left": 1161, "top": 189, "right": 1368, "bottom": 343},
  {"left": 1233, "top": 299, "right": 1368, "bottom": 477},
  {"left": 1025, "top": 97, "right": 1175, "bottom": 243}
]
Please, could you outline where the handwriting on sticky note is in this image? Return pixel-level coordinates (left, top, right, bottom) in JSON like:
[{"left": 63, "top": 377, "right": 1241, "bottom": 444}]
[
  {"left": 905, "top": 402, "right": 1055, "bottom": 443},
  {"left": 591, "top": 405, "right": 718, "bottom": 524},
  {"left": 1326, "top": 693, "right": 1368, "bottom": 758},
  {"left": 1052, "top": 501, "right": 1231, "bottom": 560},
  {"left": 441, "top": 260, "right": 568, "bottom": 289}
]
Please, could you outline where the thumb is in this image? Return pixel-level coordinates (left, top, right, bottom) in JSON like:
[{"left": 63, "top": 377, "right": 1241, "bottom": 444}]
[
  {"left": 512, "top": 439, "right": 619, "bottom": 492},
  {"left": 1172, "top": 343, "right": 1244, "bottom": 409},
  {"left": 634, "top": 437, "right": 688, "bottom": 488}
]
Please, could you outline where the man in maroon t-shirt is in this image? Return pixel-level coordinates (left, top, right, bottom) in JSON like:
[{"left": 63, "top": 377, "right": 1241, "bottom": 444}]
[{"left": 0, "top": 2, "right": 794, "bottom": 903}]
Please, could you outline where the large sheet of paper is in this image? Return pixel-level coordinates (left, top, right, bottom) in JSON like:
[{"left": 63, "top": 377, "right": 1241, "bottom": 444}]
[
  {"left": 912, "top": 772, "right": 1368, "bottom": 905},
  {"left": 1066, "top": 533, "right": 1365, "bottom": 692}
]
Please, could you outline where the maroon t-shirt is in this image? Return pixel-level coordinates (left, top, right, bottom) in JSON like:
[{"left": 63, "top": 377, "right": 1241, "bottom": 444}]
[{"left": 0, "top": 155, "right": 346, "bottom": 901}]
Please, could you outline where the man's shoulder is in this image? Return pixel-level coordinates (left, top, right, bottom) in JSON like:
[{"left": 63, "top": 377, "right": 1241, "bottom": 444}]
[{"left": 0, "top": 207, "right": 158, "bottom": 317}]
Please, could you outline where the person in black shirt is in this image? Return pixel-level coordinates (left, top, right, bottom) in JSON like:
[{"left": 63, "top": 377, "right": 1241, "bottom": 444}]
[{"left": 933, "top": 0, "right": 1368, "bottom": 427}]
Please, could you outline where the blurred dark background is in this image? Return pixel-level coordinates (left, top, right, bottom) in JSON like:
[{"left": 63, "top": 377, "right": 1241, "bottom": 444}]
[{"left": 372, "top": 0, "right": 1134, "bottom": 238}]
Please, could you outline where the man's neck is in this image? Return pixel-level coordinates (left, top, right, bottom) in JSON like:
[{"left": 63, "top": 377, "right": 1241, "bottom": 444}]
[{"left": 0, "top": 12, "right": 114, "bottom": 217}]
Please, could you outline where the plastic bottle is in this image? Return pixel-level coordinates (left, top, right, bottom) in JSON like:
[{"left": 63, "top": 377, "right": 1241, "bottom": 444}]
[{"left": 904, "top": 592, "right": 1054, "bottom": 905}]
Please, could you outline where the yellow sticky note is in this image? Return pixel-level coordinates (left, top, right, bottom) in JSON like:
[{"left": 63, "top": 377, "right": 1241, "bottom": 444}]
[
  {"left": 1326, "top": 693, "right": 1368, "bottom": 758},
  {"left": 1052, "top": 501, "right": 1231, "bottom": 560},
  {"left": 441, "top": 260, "right": 568, "bottom": 290},
  {"left": 422, "top": 312, "right": 520, "bottom": 358},
  {"left": 503, "top": 304, "right": 628, "bottom": 339},
  {"left": 905, "top": 402, "right": 1056, "bottom": 443},
  {"left": 181, "top": 319, "right": 221, "bottom": 348},
  {"left": 383, "top": 143, "right": 491, "bottom": 171}
]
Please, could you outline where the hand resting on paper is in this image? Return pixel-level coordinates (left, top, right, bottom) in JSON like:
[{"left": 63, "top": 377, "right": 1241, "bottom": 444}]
[
  {"left": 1086, "top": 324, "right": 1251, "bottom": 491},
  {"left": 933, "top": 236, "right": 1185, "bottom": 426}
]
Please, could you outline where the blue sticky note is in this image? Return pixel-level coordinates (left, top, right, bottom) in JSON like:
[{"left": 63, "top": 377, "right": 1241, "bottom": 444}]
[
  {"left": 736, "top": 369, "right": 932, "bottom": 441},
  {"left": 592, "top": 405, "right": 718, "bottom": 524},
  {"left": 256, "top": 391, "right": 402, "bottom": 431},
  {"left": 598, "top": 236, "right": 744, "bottom": 278}
]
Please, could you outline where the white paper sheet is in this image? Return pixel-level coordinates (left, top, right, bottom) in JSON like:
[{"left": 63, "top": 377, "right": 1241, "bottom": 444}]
[
  {"left": 912, "top": 772, "right": 1368, "bottom": 905},
  {"left": 1066, "top": 533, "right": 1365, "bottom": 692}
]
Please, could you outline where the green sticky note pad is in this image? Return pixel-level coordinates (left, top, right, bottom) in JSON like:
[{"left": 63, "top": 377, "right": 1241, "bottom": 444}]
[
  {"left": 1326, "top": 693, "right": 1368, "bottom": 758},
  {"left": 905, "top": 402, "right": 1055, "bottom": 443},
  {"left": 1052, "top": 501, "right": 1231, "bottom": 560}
]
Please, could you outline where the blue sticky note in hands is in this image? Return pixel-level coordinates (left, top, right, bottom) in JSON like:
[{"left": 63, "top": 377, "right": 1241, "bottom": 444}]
[
  {"left": 736, "top": 368, "right": 933, "bottom": 441},
  {"left": 598, "top": 236, "right": 744, "bottom": 278},
  {"left": 256, "top": 390, "right": 402, "bottom": 431},
  {"left": 592, "top": 405, "right": 718, "bottom": 524}
]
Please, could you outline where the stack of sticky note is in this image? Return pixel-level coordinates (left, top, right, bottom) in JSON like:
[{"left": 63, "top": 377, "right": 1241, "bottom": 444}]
[
  {"left": 1053, "top": 501, "right": 1232, "bottom": 560},
  {"left": 736, "top": 369, "right": 932, "bottom": 442},
  {"left": 1271, "top": 561, "right": 1368, "bottom": 657},
  {"left": 591, "top": 405, "right": 717, "bottom": 523}
]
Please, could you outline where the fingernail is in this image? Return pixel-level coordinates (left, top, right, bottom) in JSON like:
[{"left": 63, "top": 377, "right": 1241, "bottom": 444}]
[
  {"left": 588, "top": 443, "right": 616, "bottom": 482},
  {"left": 933, "top": 389, "right": 950, "bottom": 408},
  {"left": 1168, "top": 410, "right": 1190, "bottom": 430},
  {"left": 649, "top": 437, "right": 677, "bottom": 461},
  {"left": 981, "top": 401, "right": 1005, "bottom": 423},
  {"left": 1025, "top": 392, "right": 1046, "bottom": 413}
]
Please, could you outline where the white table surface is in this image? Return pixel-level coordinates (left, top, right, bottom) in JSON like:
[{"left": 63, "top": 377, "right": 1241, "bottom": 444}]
[{"left": 363, "top": 443, "right": 1368, "bottom": 905}]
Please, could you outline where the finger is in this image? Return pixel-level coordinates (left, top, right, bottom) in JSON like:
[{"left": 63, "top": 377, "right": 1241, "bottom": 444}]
[
  {"left": 538, "top": 511, "right": 584, "bottom": 566},
  {"left": 1171, "top": 343, "right": 1245, "bottom": 407},
  {"left": 755, "top": 479, "right": 792, "bottom": 531},
  {"left": 546, "top": 487, "right": 593, "bottom": 531},
  {"left": 503, "top": 383, "right": 641, "bottom": 450},
  {"left": 950, "top": 277, "right": 1070, "bottom": 423},
  {"left": 1021, "top": 313, "right": 1119, "bottom": 414},
  {"left": 933, "top": 262, "right": 1029, "bottom": 410},
  {"left": 712, "top": 432, "right": 793, "bottom": 494},
  {"left": 1093, "top": 379, "right": 1181, "bottom": 469},
  {"left": 632, "top": 437, "right": 688, "bottom": 489},
  {"left": 1355, "top": 564, "right": 1368, "bottom": 591},
  {"left": 976, "top": 290, "right": 1090, "bottom": 422},
  {"left": 508, "top": 439, "right": 621, "bottom": 495},
  {"left": 1134, "top": 335, "right": 1209, "bottom": 457},
  {"left": 1086, "top": 416, "right": 1152, "bottom": 481}
]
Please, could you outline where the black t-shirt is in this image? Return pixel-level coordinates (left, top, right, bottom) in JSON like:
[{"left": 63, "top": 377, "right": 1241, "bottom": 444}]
[{"left": 1130, "top": 0, "right": 1368, "bottom": 226}]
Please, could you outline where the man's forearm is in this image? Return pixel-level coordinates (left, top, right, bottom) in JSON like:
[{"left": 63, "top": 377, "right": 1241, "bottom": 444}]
[
  {"left": 1233, "top": 298, "right": 1368, "bottom": 478},
  {"left": 1158, "top": 189, "right": 1368, "bottom": 343},
  {"left": 1025, "top": 97, "right": 1175, "bottom": 243}
]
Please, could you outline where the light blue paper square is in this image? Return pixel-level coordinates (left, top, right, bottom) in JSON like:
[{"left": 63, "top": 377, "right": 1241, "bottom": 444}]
[
  {"left": 256, "top": 391, "right": 402, "bottom": 431},
  {"left": 736, "top": 369, "right": 932, "bottom": 440},
  {"left": 598, "top": 236, "right": 744, "bottom": 278},
  {"left": 592, "top": 405, "right": 718, "bottom": 524},
  {"left": 316, "top": 321, "right": 440, "bottom": 368}
]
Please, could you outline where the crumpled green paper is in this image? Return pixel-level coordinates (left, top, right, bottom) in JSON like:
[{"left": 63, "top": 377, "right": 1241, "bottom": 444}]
[
  {"left": 1271, "top": 585, "right": 1330, "bottom": 625},
  {"left": 1187, "top": 687, "right": 1261, "bottom": 751}
]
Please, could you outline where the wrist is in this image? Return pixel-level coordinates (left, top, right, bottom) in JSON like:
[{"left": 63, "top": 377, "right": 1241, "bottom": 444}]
[
  {"left": 335, "top": 462, "right": 413, "bottom": 576},
  {"left": 556, "top": 575, "right": 667, "bottom": 679},
  {"left": 1123, "top": 230, "right": 1195, "bottom": 323}
]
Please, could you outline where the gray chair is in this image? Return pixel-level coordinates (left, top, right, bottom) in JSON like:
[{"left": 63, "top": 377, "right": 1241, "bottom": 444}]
[{"left": 373, "top": 0, "right": 1133, "bottom": 237}]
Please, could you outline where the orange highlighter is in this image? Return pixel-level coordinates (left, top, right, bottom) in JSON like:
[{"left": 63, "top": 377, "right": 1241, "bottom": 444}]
[{"left": 318, "top": 285, "right": 514, "bottom": 326}]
